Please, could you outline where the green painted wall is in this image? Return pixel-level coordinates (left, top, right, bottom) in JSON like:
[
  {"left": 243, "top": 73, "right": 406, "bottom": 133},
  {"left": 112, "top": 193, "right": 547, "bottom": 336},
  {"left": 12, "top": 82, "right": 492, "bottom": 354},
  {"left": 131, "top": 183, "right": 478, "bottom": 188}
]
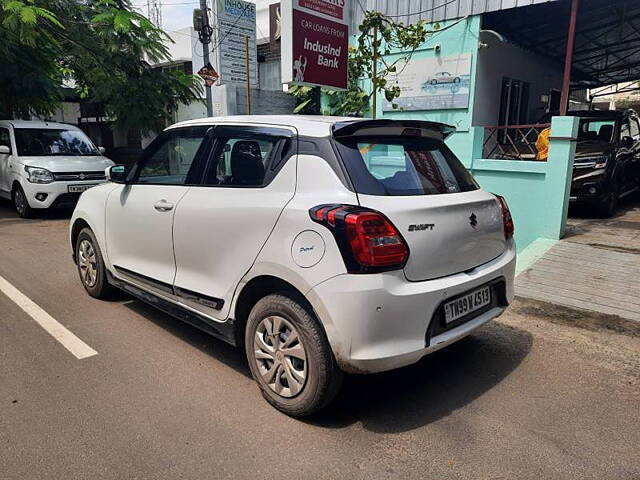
[{"left": 469, "top": 117, "right": 579, "bottom": 252}]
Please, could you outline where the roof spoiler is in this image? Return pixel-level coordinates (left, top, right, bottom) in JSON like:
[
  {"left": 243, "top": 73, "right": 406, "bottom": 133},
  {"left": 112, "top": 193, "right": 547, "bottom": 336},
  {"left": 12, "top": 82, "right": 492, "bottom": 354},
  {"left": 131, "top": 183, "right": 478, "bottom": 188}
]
[{"left": 332, "top": 119, "right": 456, "bottom": 140}]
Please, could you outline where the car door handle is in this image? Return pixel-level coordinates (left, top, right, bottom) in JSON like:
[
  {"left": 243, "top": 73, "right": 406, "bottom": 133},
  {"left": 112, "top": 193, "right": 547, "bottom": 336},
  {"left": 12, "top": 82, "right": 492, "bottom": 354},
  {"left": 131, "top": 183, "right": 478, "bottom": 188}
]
[{"left": 153, "top": 200, "right": 174, "bottom": 212}]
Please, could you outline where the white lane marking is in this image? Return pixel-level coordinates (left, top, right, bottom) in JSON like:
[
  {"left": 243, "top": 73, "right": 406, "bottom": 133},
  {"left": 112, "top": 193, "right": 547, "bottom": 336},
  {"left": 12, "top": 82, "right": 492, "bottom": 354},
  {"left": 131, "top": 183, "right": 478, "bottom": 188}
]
[{"left": 0, "top": 274, "right": 98, "bottom": 359}]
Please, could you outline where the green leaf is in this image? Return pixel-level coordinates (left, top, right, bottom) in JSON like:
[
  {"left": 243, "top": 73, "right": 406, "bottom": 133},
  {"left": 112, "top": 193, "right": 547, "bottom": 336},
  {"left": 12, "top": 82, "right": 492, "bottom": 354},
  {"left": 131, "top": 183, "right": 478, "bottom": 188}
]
[
  {"left": 19, "top": 6, "right": 37, "bottom": 24},
  {"left": 91, "top": 12, "right": 113, "bottom": 24},
  {"left": 113, "top": 12, "right": 131, "bottom": 32},
  {"left": 293, "top": 99, "right": 312, "bottom": 113}
]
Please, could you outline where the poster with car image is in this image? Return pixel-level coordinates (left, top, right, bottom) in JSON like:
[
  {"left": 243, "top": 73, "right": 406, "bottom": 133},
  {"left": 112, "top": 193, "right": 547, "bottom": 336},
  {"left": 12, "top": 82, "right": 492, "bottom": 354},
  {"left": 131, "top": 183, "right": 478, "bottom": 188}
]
[{"left": 383, "top": 53, "right": 472, "bottom": 111}]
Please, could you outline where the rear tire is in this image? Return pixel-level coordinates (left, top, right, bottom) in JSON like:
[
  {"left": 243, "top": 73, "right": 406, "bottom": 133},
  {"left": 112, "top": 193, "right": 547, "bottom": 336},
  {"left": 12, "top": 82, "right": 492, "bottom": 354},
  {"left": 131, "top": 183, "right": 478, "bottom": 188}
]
[
  {"left": 245, "top": 293, "right": 343, "bottom": 417},
  {"left": 75, "top": 228, "right": 115, "bottom": 299},
  {"left": 13, "top": 185, "right": 35, "bottom": 219}
]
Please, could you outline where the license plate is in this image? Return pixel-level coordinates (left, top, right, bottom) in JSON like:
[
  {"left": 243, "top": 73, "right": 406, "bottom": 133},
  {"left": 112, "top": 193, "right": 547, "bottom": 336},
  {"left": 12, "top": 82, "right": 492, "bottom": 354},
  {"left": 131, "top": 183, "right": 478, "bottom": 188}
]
[
  {"left": 444, "top": 286, "right": 492, "bottom": 324},
  {"left": 68, "top": 184, "right": 97, "bottom": 193}
]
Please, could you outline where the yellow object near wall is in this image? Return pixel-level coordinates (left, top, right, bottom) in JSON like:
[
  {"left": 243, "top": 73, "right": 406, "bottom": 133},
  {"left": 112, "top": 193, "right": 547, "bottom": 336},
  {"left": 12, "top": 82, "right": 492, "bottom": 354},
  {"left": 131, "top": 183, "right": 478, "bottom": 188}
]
[{"left": 535, "top": 127, "right": 551, "bottom": 161}]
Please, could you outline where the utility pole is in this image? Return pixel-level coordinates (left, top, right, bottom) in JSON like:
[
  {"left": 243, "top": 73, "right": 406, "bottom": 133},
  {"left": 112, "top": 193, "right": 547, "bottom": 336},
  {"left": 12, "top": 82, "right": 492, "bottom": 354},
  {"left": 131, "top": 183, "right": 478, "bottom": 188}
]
[
  {"left": 195, "top": 1, "right": 214, "bottom": 116},
  {"left": 147, "top": 0, "right": 162, "bottom": 28}
]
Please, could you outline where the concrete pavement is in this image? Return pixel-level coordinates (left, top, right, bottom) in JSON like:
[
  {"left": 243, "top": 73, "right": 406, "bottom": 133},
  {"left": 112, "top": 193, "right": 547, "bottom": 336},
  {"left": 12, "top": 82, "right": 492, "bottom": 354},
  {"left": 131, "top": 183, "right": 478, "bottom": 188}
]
[
  {"left": 0, "top": 200, "right": 639, "bottom": 479},
  {"left": 517, "top": 199, "right": 640, "bottom": 332}
]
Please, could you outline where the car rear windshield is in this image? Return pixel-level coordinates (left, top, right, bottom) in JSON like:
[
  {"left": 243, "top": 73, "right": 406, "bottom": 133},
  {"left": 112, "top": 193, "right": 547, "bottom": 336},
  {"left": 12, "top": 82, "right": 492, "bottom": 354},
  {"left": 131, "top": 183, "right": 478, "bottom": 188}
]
[
  {"left": 14, "top": 128, "right": 99, "bottom": 156},
  {"left": 334, "top": 136, "right": 479, "bottom": 196}
]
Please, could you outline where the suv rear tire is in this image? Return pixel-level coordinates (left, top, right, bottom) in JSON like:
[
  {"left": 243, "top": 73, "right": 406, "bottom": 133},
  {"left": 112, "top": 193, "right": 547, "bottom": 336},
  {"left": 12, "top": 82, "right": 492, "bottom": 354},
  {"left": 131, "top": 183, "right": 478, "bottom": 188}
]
[
  {"left": 245, "top": 293, "right": 343, "bottom": 417},
  {"left": 75, "top": 228, "right": 116, "bottom": 299}
]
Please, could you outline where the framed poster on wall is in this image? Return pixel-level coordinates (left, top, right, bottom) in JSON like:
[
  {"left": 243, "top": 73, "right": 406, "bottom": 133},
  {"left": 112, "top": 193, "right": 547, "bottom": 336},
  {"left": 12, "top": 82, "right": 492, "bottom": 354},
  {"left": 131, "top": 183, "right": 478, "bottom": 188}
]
[{"left": 383, "top": 53, "right": 472, "bottom": 111}]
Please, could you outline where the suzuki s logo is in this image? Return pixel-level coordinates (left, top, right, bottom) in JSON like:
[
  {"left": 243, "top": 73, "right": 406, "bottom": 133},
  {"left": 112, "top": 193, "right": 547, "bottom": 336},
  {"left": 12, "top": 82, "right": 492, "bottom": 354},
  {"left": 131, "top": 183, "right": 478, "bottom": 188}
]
[
  {"left": 469, "top": 213, "right": 478, "bottom": 229},
  {"left": 79, "top": 173, "right": 86, "bottom": 180},
  {"left": 408, "top": 223, "right": 434, "bottom": 232}
]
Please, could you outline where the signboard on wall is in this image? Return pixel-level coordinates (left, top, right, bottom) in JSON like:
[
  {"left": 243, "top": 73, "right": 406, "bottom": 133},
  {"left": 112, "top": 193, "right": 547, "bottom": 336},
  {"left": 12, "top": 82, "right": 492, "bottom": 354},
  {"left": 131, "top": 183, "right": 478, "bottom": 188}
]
[
  {"left": 215, "top": 0, "right": 257, "bottom": 86},
  {"left": 383, "top": 54, "right": 472, "bottom": 111},
  {"left": 269, "top": 3, "right": 281, "bottom": 49},
  {"left": 281, "top": 0, "right": 349, "bottom": 90}
]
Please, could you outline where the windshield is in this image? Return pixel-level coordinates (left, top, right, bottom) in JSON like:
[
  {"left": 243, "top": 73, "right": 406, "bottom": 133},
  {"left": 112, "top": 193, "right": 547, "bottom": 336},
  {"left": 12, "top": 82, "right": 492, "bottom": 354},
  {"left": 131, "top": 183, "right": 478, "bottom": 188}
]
[
  {"left": 14, "top": 128, "right": 100, "bottom": 156},
  {"left": 577, "top": 119, "right": 616, "bottom": 142},
  {"left": 335, "top": 136, "right": 478, "bottom": 196}
]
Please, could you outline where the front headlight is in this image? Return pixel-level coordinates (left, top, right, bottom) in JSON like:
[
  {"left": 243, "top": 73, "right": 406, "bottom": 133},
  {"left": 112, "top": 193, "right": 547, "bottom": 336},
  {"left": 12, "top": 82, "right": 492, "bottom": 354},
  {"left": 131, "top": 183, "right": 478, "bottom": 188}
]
[
  {"left": 574, "top": 155, "right": 609, "bottom": 168},
  {"left": 25, "top": 166, "right": 54, "bottom": 184}
]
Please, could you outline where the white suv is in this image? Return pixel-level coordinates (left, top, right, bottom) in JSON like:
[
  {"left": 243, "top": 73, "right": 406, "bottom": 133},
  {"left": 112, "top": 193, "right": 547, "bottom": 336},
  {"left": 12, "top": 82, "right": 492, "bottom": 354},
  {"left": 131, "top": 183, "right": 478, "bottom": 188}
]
[
  {"left": 70, "top": 116, "right": 516, "bottom": 416},
  {"left": 0, "top": 120, "right": 114, "bottom": 218}
]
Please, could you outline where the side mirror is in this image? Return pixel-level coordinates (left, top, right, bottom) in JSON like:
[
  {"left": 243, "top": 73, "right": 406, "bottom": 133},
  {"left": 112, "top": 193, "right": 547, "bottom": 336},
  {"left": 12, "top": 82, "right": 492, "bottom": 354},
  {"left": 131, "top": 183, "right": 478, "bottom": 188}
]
[
  {"left": 98, "top": 146, "right": 106, "bottom": 154},
  {"left": 0, "top": 145, "right": 10, "bottom": 155},
  {"left": 106, "top": 165, "right": 127, "bottom": 184},
  {"left": 621, "top": 136, "right": 634, "bottom": 149}
]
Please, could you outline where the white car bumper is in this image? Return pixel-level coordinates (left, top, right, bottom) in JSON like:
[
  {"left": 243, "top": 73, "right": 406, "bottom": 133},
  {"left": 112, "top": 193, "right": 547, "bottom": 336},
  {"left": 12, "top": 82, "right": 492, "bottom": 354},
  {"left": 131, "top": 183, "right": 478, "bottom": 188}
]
[
  {"left": 307, "top": 241, "right": 517, "bottom": 374},
  {"left": 22, "top": 180, "right": 107, "bottom": 209}
]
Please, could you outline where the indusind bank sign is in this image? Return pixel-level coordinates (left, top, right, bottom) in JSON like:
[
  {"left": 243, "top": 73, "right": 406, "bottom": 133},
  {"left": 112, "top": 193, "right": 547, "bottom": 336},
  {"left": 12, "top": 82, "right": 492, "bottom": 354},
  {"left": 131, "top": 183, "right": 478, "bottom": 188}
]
[{"left": 281, "top": 0, "right": 349, "bottom": 90}]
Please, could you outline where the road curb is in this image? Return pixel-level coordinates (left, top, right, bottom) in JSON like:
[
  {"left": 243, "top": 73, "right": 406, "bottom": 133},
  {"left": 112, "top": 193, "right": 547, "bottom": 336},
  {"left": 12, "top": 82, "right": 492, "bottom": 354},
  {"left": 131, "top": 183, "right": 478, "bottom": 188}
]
[{"left": 512, "top": 296, "right": 640, "bottom": 337}]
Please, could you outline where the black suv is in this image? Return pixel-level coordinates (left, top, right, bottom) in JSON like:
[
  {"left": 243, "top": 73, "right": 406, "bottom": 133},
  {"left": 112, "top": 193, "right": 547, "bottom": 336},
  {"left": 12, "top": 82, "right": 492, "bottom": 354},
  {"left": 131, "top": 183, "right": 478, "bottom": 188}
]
[{"left": 568, "top": 109, "right": 640, "bottom": 216}]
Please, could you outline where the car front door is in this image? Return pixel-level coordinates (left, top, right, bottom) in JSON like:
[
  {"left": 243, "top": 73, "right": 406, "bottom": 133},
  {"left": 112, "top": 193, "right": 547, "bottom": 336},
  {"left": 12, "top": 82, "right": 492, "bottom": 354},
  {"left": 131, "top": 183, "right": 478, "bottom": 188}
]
[
  {"left": 627, "top": 115, "right": 640, "bottom": 186},
  {"left": 617, "top": 117, "right": 638, "bottom": 191},
  {"left": 0, "top": 127, "right": 13, "bottom": 197},
  {"left": 105, "top": 126, "right": 210, "bottom": 296},
  {"left": 172, "top": 125, "right": 297, "bottom": 320}
]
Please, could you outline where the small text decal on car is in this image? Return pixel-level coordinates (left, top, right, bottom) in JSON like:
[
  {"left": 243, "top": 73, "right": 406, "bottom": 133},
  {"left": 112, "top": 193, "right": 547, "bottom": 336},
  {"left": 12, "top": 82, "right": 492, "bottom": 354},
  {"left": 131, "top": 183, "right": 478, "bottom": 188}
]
[{"left": 408, "top": 224, "right": 435, "bottom": 232}]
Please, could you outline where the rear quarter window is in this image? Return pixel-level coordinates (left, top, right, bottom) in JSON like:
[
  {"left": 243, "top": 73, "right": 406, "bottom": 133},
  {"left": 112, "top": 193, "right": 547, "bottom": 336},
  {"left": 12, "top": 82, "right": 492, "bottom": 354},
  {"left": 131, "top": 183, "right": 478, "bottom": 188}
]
[{"left": 334, "top": 136, "right": 478, "bottom": 196}]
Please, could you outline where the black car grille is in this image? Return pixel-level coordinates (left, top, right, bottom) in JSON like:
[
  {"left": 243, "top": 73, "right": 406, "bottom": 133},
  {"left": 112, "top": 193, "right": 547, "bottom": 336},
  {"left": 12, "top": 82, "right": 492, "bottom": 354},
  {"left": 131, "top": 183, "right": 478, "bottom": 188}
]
[
  {"left": 50, "top": 193, "right": 82, "bottom": 208},
  {"left": 52, "top": 171, "right": 106, "bottom": 181}
]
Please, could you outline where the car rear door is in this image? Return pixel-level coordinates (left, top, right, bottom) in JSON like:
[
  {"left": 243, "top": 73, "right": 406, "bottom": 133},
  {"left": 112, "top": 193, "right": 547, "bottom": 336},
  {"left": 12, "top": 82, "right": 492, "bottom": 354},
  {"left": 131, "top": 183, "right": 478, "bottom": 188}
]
[
  {"left": 105, "top": 126, "right": 210, "bottom": 296},
  {"left": 172, "top": 124, "right": 297, "bottom": 320}
]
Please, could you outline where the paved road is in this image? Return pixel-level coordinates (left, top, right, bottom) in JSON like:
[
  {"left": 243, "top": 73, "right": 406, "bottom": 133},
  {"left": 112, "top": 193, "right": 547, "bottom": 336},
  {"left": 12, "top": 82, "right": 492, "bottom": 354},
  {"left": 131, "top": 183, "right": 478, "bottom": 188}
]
[{"left": 0, "top": 201, "right": 638, "bottom": 480}]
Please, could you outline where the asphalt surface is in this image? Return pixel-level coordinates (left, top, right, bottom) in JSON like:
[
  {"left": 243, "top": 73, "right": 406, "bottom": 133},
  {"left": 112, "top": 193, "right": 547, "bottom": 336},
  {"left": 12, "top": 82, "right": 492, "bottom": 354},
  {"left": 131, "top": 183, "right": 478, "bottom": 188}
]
[{"left": 0, "top": 200, "right": 639, "bottom": 480}]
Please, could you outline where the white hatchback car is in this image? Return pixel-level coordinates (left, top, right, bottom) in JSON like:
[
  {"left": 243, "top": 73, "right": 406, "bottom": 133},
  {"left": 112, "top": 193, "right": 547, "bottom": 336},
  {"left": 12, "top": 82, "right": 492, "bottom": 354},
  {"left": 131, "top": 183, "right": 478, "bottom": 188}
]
[
  {"left": 70, "top": 116, "right": 516, "bottom": 416},
  {"left": 0, "top": 120, "right": 113, "bottom": 218}
]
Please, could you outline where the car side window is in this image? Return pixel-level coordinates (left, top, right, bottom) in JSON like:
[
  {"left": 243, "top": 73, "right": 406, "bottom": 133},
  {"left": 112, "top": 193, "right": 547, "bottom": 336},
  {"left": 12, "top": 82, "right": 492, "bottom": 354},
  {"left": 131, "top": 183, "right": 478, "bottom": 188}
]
[
  {"left": 0, "top": 128, "right": 11, "bottom": 152},
  {"left": 630, "top": 118, "right": 640, "bottom": 139},
  {"left": 202, "top": 133, "right": 283, "bottom": 187},
  {"left": 135, "top": 127, "right": 208, "bottom": 185},
  {"left": 620, "top": 121, "right": 631, "bottom": 140}
]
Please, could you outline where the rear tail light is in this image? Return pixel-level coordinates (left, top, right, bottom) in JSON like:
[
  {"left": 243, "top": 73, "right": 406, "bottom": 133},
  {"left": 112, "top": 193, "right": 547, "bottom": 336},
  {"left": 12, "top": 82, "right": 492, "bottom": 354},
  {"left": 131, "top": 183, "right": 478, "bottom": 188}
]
[
  {"left": 310, "top": 204, "right": 409, "bottom": 273},
  {"left": 494, "top": 195, "right": 514, "bottom": 240}
]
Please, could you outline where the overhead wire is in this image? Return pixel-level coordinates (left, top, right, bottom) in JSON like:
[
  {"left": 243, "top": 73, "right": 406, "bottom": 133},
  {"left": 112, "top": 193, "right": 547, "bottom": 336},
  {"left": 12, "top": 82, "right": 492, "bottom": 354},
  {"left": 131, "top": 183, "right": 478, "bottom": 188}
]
[{"left": 354, "top": 0, "right": 458, "bottom": 20}]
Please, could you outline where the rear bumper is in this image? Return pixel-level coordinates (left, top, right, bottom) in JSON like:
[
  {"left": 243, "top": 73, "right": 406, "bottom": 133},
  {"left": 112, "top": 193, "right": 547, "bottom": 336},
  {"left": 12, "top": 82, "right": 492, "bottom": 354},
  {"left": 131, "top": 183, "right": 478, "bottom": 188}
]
[{"left": 307, "top": 240, "right": 516, "bottom": 374}]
